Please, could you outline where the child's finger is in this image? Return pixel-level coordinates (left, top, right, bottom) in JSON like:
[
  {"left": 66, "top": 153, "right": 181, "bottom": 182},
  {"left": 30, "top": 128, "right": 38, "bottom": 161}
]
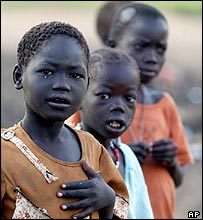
[
  {"left": 152, "top": 138, "right": 171, "bottom": 148},
  {"left": 81, "top": 160, "right": 100, "bottom": 180},
  {"left": 72, "top": 206, "right": 94, "bottom": 219}
]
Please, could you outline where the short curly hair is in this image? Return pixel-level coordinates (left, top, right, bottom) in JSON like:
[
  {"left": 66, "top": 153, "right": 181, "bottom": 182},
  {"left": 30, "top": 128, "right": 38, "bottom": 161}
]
[
  {"left": 17, "top": 21, "right": 90, "bottom": 68},
  {"left": 89, "top": 47, "right": 140, "bottom": 90}
]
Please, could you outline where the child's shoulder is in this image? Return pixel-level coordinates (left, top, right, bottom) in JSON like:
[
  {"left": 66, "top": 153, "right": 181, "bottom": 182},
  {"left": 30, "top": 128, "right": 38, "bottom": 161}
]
[
  {"left": 1, "top": 123, "right": 18, "bottom": 141},
  {"left": 67, "top": 124, "right": 103, "bottom": 147},
  {"left": 119, "top": 142, "right": 144, "bottom": 175},
  {"left": 161, "top": 91, "right": 177, "bottom": 106},
  {"left": 152, "top": 91, "right": 178, "bottom": 113},
  {"left": 145, "top": 86, "right": 164, "bottom": 104},
  {"left": 119, "top": 142, "right": 134, "bottom": 155},
  {"left": 69, "top": 125, "right": 111, "bottom": 160},
  {"left": 119, "top": 142, "right": 138, "bottom": 162},
  {"left": 145, "top": 86, "right": 174, "bottom": 104},
  {"left": 1, "top": 124, "right": 22, "bottom": 160}
]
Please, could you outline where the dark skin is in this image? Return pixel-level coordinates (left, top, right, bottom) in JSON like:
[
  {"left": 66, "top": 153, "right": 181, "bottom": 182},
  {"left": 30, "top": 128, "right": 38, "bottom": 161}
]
[
  {"left": 80, "top": 62, "right": 139, "bottom": 178},
  {"left": 116, "top": 16, "right": 183, "bottom": 186},
  {"left": 13, "top": 36, "right": 115, "bottom": 219}
]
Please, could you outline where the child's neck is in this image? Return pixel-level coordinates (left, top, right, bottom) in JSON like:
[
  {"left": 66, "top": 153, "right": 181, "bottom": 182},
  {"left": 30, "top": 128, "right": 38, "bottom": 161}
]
[
  {"left": 80, "top": 122, "right": 112, "bottom": 151},
  {"left": 137, "top": 84, "right": 147, "bottom": 104},
  {"left": 88, "top": 131, "right": 111, "bottom": 151},
  {"left": 21, "top": 114, "right": 64, "bottom": 141},
  {"left": 138, "top": 84, "right": 163, "bottom": 105}
]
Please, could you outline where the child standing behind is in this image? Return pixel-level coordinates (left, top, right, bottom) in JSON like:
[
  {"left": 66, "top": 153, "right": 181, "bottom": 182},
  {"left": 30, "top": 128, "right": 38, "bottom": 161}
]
[
  {"left": 66, "top": 2, "right": 195, "bottom": 219},
  {"left": 73, "top": 48, "right": 154, "bottom": 219},
  {"left": 106, "top": 2, "right": 194, "bottom": 218},
  {"left": 1, "top": 21, "right": 130, "bottom": 219}
]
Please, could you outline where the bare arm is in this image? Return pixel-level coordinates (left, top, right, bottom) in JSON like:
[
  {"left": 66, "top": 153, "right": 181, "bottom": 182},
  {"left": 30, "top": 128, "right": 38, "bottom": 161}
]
[
  {"left": 164, "top": 159, "right": 184, "bottom": 187},
  {"left": 128, "top": 141, "right": 151, "bottom": 164},
  {"left": 152, "top": 138, "right": 184, "bottom": 187}
]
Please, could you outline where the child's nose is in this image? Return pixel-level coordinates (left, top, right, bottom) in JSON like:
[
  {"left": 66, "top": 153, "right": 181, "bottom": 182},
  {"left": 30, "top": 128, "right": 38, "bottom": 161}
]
[
  {"left": 110, "top": 99, "right": 125, "bottom": 113},
  {"left": 144, "top": 49, "right": 158, "bottom": 64},
  {"left": 52, "top": 74, "right": 71, "bottom": 91}
]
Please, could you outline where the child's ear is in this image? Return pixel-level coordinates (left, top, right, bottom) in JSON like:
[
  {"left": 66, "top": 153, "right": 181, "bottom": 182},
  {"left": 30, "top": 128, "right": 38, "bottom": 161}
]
[
  {"left": 87, "top": 75, "right": 90, "bottom": 89},
  {"left": 13, "top": 64, "right": 23, "bottom": 90}
]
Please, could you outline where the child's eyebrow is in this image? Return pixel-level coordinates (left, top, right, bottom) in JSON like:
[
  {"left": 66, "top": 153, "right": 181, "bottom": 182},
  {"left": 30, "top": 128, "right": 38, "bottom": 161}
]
[
  {"left": 38, "top": 60, "right": 86, "bottom": 70},
  {"left": 133, "top": 36, "right": 151, "bottom": 43},
  {"left": 99, "top": 83, "right": 114, "bottom": 89},
  {"left": 38, "top": 61, "right": 54, "bottom": 66},
  {"left": 132, "top": 36, "right": 167, "bottom": 45}
]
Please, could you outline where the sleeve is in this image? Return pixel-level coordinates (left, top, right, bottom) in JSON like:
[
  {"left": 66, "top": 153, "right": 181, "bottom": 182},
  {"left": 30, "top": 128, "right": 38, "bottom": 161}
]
[
  {"left": 165, "top": 93, "right": 194, "bottom": 165},
  {"left": 99, "top": 145, "right": 129, "bottom": 219},
  {"left": 65, "top": 112, "right": 81, "bottom": 127}
]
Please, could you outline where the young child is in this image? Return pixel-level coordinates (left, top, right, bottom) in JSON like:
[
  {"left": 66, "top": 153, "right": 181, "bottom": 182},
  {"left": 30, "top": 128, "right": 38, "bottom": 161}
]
[
  {"left": 106, "top": 2, "right": 194, "bottom": 218},
  {"left": 1, "top": 21, "right": 130, "bottom": 219},
  {"left": 66, "top": 2, "right": 195, "bottom": 219},
  {"left": 71, "top": 48, "right": 154, "bottom": 219}
]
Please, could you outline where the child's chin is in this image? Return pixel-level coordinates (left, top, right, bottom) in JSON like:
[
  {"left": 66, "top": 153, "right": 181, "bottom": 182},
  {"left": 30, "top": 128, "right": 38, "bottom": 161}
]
[
  {"left": 140, "top": 74, "right": 156, "bottom": 84},
  {"left": 107, "top": 128, "right": 125, "bottom": 138}
]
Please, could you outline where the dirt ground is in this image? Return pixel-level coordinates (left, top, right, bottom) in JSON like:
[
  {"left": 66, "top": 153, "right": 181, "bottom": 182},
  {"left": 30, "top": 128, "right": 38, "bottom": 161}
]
[{"left": 1, "top": 3, "right": 202, "bottom": 219}]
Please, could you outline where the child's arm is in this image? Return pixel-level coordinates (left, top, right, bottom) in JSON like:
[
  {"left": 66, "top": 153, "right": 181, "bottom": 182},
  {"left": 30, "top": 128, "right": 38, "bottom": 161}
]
[
  {"left": 165, "top": 159, "right": 184, "bottom": 187},
  {"left": 128, "top": 141, "right": 151, "bottom": 164},
  {"left": 57, "top": 160, "right": 115, "bottom": 219},
  {"left": 152, "top": 138, "right": 184, "bottom": 187}
]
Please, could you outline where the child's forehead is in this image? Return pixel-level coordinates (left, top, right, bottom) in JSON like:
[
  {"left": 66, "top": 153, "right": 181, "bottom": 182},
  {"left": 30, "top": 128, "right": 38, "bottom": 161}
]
[
  {"left": 101, "top": 62, "right": 134, "bottom": 74},
  {"left": 130, "top": 15, "right": 167, "bottom": 30},
  {"left": 27, "top": 36, "right": 87, "bottom": 71},
  {"left": 42, "top": 35, "right": 78, "bottom": 50},
  {"left": 39, "top": 36, "right": 86, "bottom": 61},
  {"left": 125, "top": 16, "right": 168, "bottom": 39},
  {"left": 94, "top": 64, "right": 137, "bottom": 83}
]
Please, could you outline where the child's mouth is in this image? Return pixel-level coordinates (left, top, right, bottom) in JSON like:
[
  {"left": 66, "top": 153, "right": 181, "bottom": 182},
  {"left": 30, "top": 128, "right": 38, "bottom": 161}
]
[
  {"left": 52, "top": 98, "right": 67, "bottom": 104},
  {"left": 47, "top": 97, "right": 70, "bottom": 109},
  {"left": 109, "top": 120, "right": 122, "bottom": 129},
  {"left": 141, "top": 70, "right": 156, "bottom": 77},
  {"left": 106, "top": 119, "right": 125, "bottom": 134}
]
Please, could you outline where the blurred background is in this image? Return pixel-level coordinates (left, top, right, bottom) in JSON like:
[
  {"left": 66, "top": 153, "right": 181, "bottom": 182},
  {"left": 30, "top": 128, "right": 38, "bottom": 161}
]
[{"left": 1, "top": 1, "right": 202, "bottom": 218}]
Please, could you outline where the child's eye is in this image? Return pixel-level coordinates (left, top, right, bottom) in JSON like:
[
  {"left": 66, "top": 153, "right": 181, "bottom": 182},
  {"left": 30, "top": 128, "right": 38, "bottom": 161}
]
[
  {"left": 134, "top": 43, "right": 146, "bottom": 51},
  {"left": 157, "top": 44, "right": 167, "bottom": 54},
  {"left": 157, "top": 46, "right": 166, "bottom": 54},
  {"left": 70, "top": 73, "right": 84, "bottom": 79},
  {"left": 40, "top": 69, "right": 53, "bottom": 78},
  {"left": 126, "top": 96, "right": 136, "bottom": 103},
  {"left": 98, "top": 93, "right": 110, "bottom": 100}
]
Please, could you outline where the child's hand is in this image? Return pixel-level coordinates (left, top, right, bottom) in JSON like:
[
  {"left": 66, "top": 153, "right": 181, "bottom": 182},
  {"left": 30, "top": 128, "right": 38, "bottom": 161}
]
[
  {"left": 57, "top": 160, "right": 115, "bottom": 219},
  {"left": 151, "top": 138, "right": 178, "bottom": 167},
  {"left": 129, "top": 141, "right": 152, "bottom": 164}
]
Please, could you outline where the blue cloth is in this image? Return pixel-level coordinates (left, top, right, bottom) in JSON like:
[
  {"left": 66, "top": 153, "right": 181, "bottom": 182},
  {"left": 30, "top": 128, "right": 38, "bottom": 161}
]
[{"left": 117, "top": 138, "right": 154, "bottom": 219}]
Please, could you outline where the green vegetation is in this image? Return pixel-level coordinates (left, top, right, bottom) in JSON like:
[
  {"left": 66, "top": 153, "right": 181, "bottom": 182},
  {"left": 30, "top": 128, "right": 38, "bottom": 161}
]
[
  {"left": 145, "top": 1, "right": 202, "bottom": 15},
  {"left": 2, "top": 1, "right": 202, "bottom": 15}
]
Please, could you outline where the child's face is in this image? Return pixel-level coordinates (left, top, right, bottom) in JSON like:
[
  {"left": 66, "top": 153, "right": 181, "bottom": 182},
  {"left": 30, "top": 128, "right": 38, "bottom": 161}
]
[
  {"left": 81, "top": 63, "right": 138, "bottom": 139},
  {"left": 117, "top": 16, "right": 168, "bottom": 84},
  {"left": 20, "top": 36, "right": 88, "bottom": 121}
]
